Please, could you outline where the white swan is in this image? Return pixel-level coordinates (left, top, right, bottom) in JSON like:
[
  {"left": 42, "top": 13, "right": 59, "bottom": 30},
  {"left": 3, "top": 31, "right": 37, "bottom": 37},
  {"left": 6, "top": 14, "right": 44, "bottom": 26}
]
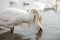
[
  {"left": 0, "top": 8, "right": 41, "bottom": 33},
  {"left": 43, "top": 0, "right": 57, "bottom": 12}
]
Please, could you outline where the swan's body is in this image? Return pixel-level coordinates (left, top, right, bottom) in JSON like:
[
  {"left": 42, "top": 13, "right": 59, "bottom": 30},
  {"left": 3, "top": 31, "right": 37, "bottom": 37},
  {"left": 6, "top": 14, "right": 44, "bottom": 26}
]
[
  {"left": 0, "top": 8, "right": 40, "bottom": 28},
  {"left": 0, "top": 8, "right": 42, "bottom": 34}
]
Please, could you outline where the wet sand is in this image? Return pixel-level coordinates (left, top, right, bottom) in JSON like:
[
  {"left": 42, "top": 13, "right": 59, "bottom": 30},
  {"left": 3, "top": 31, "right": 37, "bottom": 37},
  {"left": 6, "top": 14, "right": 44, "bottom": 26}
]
[
  {"left": 0, "top": 31, "right": 30, "bottom": 40},
  {"left": 0, "top": 31, "right": 42, "bottom": 40},
  {"left": 0, "top": 31, "right": 22, "bottom": 40}
]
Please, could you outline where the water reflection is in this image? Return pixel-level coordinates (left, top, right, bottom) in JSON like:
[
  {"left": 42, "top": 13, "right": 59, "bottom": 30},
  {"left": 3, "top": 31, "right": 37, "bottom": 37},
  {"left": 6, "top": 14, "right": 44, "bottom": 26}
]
[{"left": 0, "top": 31, "right": 42, "bottom": 40}]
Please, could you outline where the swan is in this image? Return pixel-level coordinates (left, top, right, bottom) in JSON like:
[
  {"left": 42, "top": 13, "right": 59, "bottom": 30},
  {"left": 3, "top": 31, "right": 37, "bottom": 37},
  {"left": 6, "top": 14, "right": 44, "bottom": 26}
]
[
  {"left": 43, "top": 0, "right": 57, "bottom": 12},
  {"left": 0, "top": 8, "right": 41, "bottom": 33}
]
